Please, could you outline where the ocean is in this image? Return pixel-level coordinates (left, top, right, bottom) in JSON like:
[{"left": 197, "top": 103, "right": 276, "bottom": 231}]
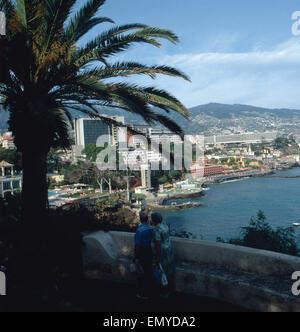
[{"left": 159, "top": 167, "right": 300, "bottom": 242}]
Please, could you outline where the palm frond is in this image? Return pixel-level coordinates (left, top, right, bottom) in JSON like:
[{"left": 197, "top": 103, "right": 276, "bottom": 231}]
[
  {"left": 73, "top": 25, "right": 181, "bottom": 67},
  {"left": 1, "top": 0, "right": 190, "bottom": 153},
  {"left": 16, "top": 0, "right": 27, "bottom": 28},
  {"left": 39, "top": 0, "right": 76, "bottom": 54},
  {"left": 135, "top": 27, "right": 180, "bottom": 44},
  {"left": 65, "top": 0, "right": 114, "bottom": 43},
  {"left": 84, "top": 62, "right": 191, "bottom": 81},
  {"left": 42, "top": 0, "right": 76, "bottom": 32},
  {"left": 153, "top": 114, "right": 184, "bottom": 138},
  {"left": 66, "top": 17, "right": 114, "bottom": 43},
  {"left": 75, "top": 31, "right": 161, "bottom": 66},
  {"left": 106, "top": 83, "right": 190, "bottom": 119}
]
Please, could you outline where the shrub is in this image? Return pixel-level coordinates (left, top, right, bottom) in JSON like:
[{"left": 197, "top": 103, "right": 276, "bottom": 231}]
[{"left": 217, "top": 210, "right": 299, "bottom": 256}]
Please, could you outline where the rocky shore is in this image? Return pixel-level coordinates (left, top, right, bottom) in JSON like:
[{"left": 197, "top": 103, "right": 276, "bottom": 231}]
[
  {"left": 148, "top": 202, "right": 204, "bottom": 211},
  {"left": 145, "top": 190, "right": 204, "bottom": 211},
  {"left": 159, "top": 190, "right": 204, "bottom": 203}
]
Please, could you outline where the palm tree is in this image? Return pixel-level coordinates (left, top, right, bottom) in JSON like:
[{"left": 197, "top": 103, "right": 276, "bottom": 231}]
[
  {"left": 0, "top": 0, "right": 190, "bottom": 222},
  {"left": 0, "top": 0, "right": 190, "bottom": 302}
]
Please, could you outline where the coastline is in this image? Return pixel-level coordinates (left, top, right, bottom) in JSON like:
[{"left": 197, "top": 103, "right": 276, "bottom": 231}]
[
  {"left": 148, "top": 202, "right": 204, "bottom": 211},
  {"left": 147, "top": 190, "right": 204, "bottom": 211},
  {"left": 159, "top": 190, "right": 204, "bottom": 202},
  {"left": 147, "top": 167, "right": 289, "bottom": 211},
  {"left": 154, "top": 166, "right": 300, "bottom": 242},
  {"left": 203, "top": 169, "right": 275, "bottom": 185}
]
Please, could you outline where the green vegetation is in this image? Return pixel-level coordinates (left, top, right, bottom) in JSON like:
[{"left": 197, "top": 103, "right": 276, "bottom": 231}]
[
  {"left": 152, "top": 170, "right": 183, "bottom": 187},
  {"left": 0, "top": 193, "right": 139, "bottom": 311},
  {"left": 217, "top": 211, "right": 299, "bottom": 256},
  {"left": 132, "top": 193, "right": 146, "bottom": 203},
  {"left": 0, "top": 0, "right": 189, "bottom": 307},
  {"left": 274, "top": 137, "right": 294, "bottom": 150},
  {"left": 227, "top": 157, "right": 236, "bottom": 166},
  {"left": 1, "top": 0, "right": 189, "bottom": 225},
  {"left": 0, "top": 147, "right": 22, "bottom": 171},
  {"left": 158, "top": 175, "right": 169, "bottom": 185},
  {"left": 205, "top": 148, "right": 222, "bottom": 156},
  {"left": 82, "top": 143, "right": 107, "bottom": 162},
  {"left": 170, "top": 170, "right": 182, "bottom": 180},
  {"left": 60, "top": 160, "right": 127, "bottom": 191}
]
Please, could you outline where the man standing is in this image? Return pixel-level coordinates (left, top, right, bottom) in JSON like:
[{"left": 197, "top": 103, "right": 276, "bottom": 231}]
[{"left": 134, "top": 211, "right": 153, "bottom": 300}]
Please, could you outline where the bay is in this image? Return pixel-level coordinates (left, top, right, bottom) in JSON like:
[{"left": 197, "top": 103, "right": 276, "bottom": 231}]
[{"left": 160, "top": 167, "right": 300, "bottom": 242}]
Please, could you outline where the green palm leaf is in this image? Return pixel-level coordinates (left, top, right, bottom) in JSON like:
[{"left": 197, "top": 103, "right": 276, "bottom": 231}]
[
  {"left": 65, "top": 0, "right": 114, "bottom": 43},
  {"left": 84, "top": 62, "right": 191, "bottom": 81},
  {"left": 16, "top": 0, "right": 27, "bottom": 28},
  {"left": 1, "top": 0, "right": 191, "bottom": 154}
]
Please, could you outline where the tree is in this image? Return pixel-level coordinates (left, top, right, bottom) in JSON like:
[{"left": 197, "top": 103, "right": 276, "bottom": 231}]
[
  {"left": 274, "top": 137, "right": 290, "bottom": 150},
  {"left": 61, "top": 160, "right": 90, "bottom": 185},
  {"left": 0, "top": 0, "right": 189, "bottom": 220},
  {"left": 47, "top": 147, "right": 60, "bottom": 173},
  {"left": 0, "top": 147, "right": 22, "bottom": 170},
  {"left": 0, "top": 0, "right": 190, "bottom": 304},
  {"left": 82, "top": 143, "right": 106, "bottom": 162},
  {"left": 158, "top": 175, "right": 168, "bottom": 185},
  {"left": 170, "top": 170, "right": 182, "bottom": 181},
  {"left": 217, "top": 211, "right": 299, "bottom": 256}
]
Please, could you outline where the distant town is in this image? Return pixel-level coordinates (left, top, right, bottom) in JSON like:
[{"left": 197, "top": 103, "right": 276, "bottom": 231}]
[{"left": 1, "top": 115, "right": 299, "bottom": 209}]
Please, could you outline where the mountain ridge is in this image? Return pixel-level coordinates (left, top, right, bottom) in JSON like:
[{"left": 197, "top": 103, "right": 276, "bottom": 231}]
[{"left": 1, "top": 103, "right": 300, "bottom": 135}]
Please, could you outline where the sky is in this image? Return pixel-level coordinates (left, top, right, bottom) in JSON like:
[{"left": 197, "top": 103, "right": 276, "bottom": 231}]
[{"left": 75, "top": 0, "right": 300, "bottom": 109}]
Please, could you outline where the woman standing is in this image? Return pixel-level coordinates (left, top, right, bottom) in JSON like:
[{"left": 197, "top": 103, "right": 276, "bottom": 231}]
[{"left": 151, "top": 212, "right": 175, "bottom": 298}]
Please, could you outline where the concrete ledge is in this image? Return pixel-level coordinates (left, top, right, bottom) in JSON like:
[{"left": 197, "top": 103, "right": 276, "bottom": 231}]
[
  {"left": 108, "top": 231, "right": 300, "bottom": 276},
  {"left": 82, "top": 231, "right": 300, "bottom": 312}
]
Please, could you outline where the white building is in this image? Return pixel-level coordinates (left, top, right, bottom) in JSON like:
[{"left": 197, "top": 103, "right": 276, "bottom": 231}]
[
  {"left": 0, "top": 132, "right": 15, "bottom": 150},
  {"left": 205, "top": 132, "right": 277, "bottom": 146},
  {"left": 0, "top": 176, "right": 22, "bottom": 198},
  {"left": 149, "top": 128, "right": 183, "bottom": 145},
  {"left": 141, "top": 164, "right": 152, "bottom": 189},
  {"left": 134, "top": 186, "right": 149, "bottom": 195},
  {"left": 0, "top": 161, "right": 22, "bottom": 198},
  {"left": 1, "top": 137, "right": 15, "bottom": 150},
  {"left": 120, "top": 149, "right": 161, "bottom": 169}
]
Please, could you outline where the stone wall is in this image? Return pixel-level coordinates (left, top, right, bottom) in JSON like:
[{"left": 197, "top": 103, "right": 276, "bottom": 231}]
[{"left": 82, "top": 231, "right": 300, "bottom": 312}]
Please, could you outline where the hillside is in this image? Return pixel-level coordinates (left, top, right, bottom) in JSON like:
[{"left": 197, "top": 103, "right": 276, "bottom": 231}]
[
  {"left": 113, "top": 103, "right": 300, "bottom": 136},
  {"left": 170, "top": 103, "right": 300, "bottom": 136},
  {"left": 2, "top": 103, "right": 300, "bottom": 136}
]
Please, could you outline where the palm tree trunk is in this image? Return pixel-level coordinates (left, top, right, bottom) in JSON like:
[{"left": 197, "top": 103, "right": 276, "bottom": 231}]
[
  {"left": 15, "top": 150, "right": 50, "bottom": 308},
  {"left": 22, "top": 150, "right": 48, "bottom": 224}
]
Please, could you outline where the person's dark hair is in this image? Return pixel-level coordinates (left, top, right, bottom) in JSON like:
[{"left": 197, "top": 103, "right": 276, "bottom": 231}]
[
  {"left": 151, "top": 212, "right": 163, "bottom": 225},
  {"left": 139, "top": 211, "right": 149, "bottom": 223}
]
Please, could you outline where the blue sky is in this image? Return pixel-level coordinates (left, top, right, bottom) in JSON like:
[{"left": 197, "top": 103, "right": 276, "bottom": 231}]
[{"left": 76, "top": 0, "right": 300, "bottom": 109}]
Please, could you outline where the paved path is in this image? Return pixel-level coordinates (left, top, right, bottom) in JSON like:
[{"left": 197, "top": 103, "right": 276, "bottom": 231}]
[
  {"left": 62, "top": 279, "right": 248, "bottom": 312},
  {"left": 1, "top": 279, "right": 248, "bottom": 312}
]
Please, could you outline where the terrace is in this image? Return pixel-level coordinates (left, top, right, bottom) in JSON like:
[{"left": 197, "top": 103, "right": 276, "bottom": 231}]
[{"left": 83, "top": 231, "right": 300, "bottom": 312}]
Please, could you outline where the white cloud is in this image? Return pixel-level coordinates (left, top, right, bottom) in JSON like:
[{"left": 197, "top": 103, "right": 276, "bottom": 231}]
[
  {"left": 162, "top": 38, "right": 300, "bottom": 66},
  {"left": 150, "top": 38, "right": 300, "bottom": 109}
]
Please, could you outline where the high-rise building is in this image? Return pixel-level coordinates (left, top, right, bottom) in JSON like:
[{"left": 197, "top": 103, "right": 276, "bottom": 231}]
[{"left": 74, "top": 115, "right": 125, "bottom": 148}]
